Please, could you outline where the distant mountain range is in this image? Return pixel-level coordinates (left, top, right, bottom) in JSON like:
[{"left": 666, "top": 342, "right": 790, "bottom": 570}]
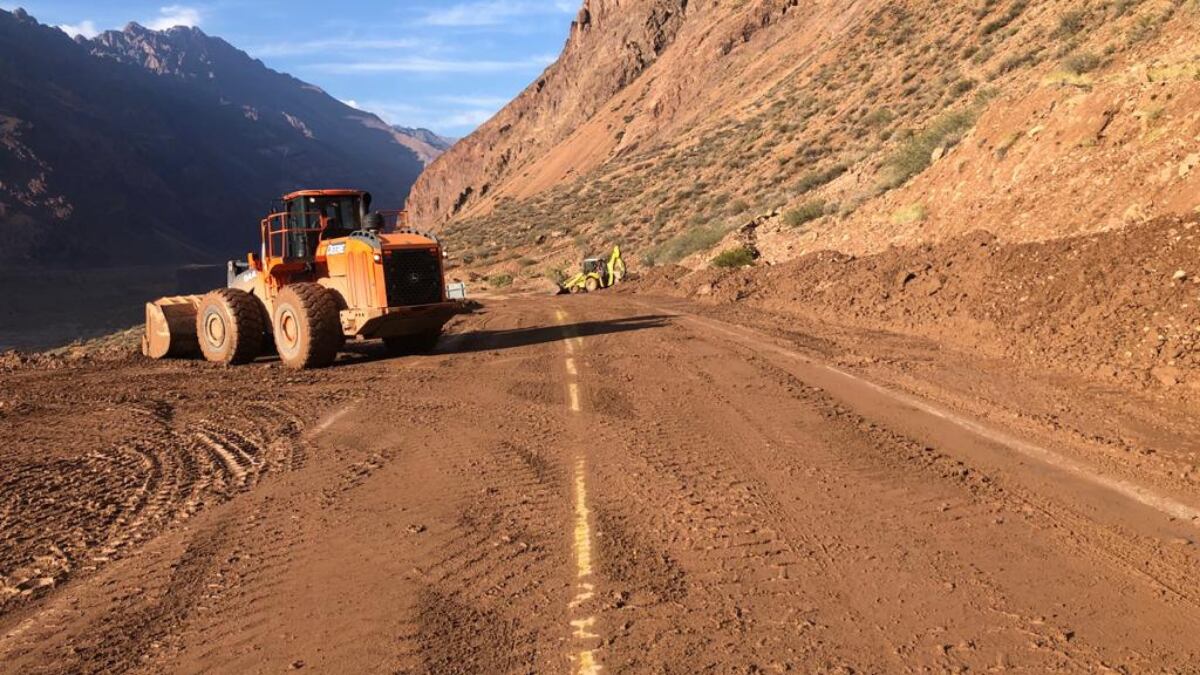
[{"left": 0, "top": 8, "right": 452, "bottom": 268}]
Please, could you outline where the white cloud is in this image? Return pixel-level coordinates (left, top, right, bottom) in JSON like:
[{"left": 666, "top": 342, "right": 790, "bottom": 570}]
[
  {"left": 310, "top": 54, "right": 555, "bottom": 74},
  {"left": 341, "top": 99, "right": 362, "bottom": 110},
  {"left": 145, "top": 4, "right": 201, "bottom": 31},
  {"left": 252, "top": 37, "right": 427, "bottom": 58},
  {"left": 440, "top": 109, "right": 498, "bottom": 127},
  {"left": 348, "top": 100, "right": 424, "bottom": 123},
  {"left": 344, "top": 98, "right": 499, "bottom": 134},
  {"left": 58, "top": 20, "right": 100, "bottom": 39},
  {"left": 420, "top": 1, "right": 575, "bottom": 28},
  {"left": 434, "top": 95, "right": 512, "bottom": 108}
]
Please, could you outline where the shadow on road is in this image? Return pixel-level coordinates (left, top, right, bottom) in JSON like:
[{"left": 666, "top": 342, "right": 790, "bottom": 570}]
[
  {"left": 332, "top": 314, "right": 674, "bottom": 367},
  {"left": 447, "top": 314, "right": 674, "bottom": 353}
]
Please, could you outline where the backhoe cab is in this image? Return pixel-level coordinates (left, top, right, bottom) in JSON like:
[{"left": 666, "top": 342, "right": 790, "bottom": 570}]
[{"left": 143, "top": 189, "right": 461, "bottom": 369}]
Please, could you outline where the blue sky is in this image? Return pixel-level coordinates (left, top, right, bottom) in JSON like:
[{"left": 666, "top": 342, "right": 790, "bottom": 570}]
[{"left": 6, "top": 1, "right": 577, "bottom": 136}]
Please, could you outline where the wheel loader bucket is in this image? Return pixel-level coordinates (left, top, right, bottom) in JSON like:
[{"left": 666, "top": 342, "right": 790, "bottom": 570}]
[{"left": 142, "top": 296, "right": 203, "bottom": 359}]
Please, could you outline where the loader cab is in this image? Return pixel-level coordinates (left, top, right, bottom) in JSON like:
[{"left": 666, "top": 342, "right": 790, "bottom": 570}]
[
  {"left": 262, "top": 190, "right": 372, "bottom": 263},
  {"left": 582, "top": 258, "right": 603, "bottom": 275}
]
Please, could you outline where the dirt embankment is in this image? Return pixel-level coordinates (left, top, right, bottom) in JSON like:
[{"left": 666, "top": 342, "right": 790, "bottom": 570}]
[{"left": 631, "top": 214, "right": 1200, "bottom": 392}]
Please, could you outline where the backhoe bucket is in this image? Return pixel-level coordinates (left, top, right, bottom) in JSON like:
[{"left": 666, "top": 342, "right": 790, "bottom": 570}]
[{"left": 142, "top": 296, "right": 203, "bottom": 359}]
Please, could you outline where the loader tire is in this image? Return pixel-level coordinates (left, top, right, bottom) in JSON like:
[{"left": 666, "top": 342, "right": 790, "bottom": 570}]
[
  {"left": 382, "top": 329, "right": 441, "bottom": 356},
  {"left": 273, "top": 283, "right": 342, "bottom": 370},
  {"left": 585, "top": 276, "right": 600, "bottom": 293},
  {"left": 196, "top": 288, "right": 265, "bottom": 365}
]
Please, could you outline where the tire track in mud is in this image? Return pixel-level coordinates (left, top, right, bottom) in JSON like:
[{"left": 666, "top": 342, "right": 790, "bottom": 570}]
[
  {"left": 383, "top": 317, "right": 576, "bottom": 674},
  {"left": 605, "top": 302, "right": 1200, "bottom": 670},
  {"left": 570, "top": 303, "right": 1143, "bottom": 671},
  {"left": 566, "top": 312, "right": 846, "bottom": 671},
  {"left": 700, "top": 321, "right": 1200, "bottom": 615},
  {"left": 0, "top": 389, "right": 313, "bottom": 621}
]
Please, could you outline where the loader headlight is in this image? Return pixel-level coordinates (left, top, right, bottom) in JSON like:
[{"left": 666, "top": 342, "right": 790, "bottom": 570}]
[{"left": 373, "top": 253, "right": 382, "bottom": 263}]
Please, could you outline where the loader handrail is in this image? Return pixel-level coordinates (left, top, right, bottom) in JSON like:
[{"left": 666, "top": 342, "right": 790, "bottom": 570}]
[{"left": 261, "top": 211, "right": 326, "bottom": 262}]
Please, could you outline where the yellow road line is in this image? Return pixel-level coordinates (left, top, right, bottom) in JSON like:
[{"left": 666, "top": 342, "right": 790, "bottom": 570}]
[
  {"left": 568, "top": 382, "right": 581, "bottom": 413},
  {"left": 572, "top": 459, "right": 593, "bottom": 577},
  {"left": 557, "top": 306, "right": 602, "bottom": 674},
  {"left": 578, "top": 649, "right": 601, "bottom": 675}
]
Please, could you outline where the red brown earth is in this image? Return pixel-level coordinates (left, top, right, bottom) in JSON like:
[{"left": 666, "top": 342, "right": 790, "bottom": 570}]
[
  {"left": 3, "top": 293, "right": 1200, "bottom": 672},
  {"left": 409, "top": 0, "right": 1200, "bottom": 285},
  {"left": 631, "top": 212, "right": 1200, "bottom": 396}
]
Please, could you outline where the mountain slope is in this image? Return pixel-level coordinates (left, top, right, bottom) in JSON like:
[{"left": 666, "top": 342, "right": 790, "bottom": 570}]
[
  {"left": 409, "top": 0, "right": 1200, "bottom": 275},
  {"left": 391, "top": 126, "right": 456, "bottom": 165},
  {"left": 0, "top": 8, "right": 435, "bottom": 268}
]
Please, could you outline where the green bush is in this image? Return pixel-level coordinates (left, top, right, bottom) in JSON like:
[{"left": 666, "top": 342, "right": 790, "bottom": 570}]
[
  {"left": 862, "top": 109, "right": 895, "bottom": 127},
  {"left": 794, "top": 163, "right": 848, "bottom": 195},
  {"left": 646, "top": 223, "right": 732, "bottom": 264},
  {"left": 489, "top": 274, "right": 514, "bottom": 288},
  {"left": 711, "top": 246, "right": 756, "bottom": 269},
  {"left": 1061, "top": 51, "right": 1103, "bottom": 75},
  {"left": 880, "top": 109, "right": 979, "bottom": 189},
  {"left": 1054, "top": 9, "right": 1087, "bottom": 37},
  {"left": 784, "top": 200, "right": 827, "bottom": 228},
  {"left": 981, "top": 0, "right": 1028, "bottom": 36},
  {"left": 891, "top": 203, "right": 928, "bottom": 225}
]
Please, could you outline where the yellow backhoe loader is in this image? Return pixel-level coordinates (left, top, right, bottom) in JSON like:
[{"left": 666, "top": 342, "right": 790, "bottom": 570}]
[{"left": 558, "top": 245, "right": 626, "bottom": 294}]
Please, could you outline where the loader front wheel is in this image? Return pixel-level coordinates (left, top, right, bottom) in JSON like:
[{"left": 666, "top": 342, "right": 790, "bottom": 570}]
[
  {"left": 196, "top": 289, "right": 265, "bottom": 365},
  {"left": 273, "top": 283, "right": 342, "bottom": 370}
]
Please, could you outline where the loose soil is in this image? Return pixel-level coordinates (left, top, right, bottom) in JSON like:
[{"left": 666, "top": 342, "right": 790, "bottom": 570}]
[{"left": 2, "top": 294, "right": 1199, "bottom": 672}]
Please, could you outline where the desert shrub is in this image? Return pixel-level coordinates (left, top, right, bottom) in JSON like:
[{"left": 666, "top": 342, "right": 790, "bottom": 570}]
[
  {"left": 948, "top": 78, "right": 978, "bottom": 98},
  {"left": 711, "top": 246, "right": 756, "bottom": 268},
  {"left": 1062, "top": 51, "right": 1103, "bottom": 75},
  {"left": 993, "top": 48, "right": 1041, "bottom": 76},
  {"left": 862, "top": 108, "right": 895, "bottom": 127},
  {"left": 981, "top": 0, "right": 1028, "bottom": 35},
  {"left": 646, "top": 223, "right": 732, "bottom": 264},
  {"left": 726, "top": 198, "right": 751, "bottom": 215},
  {"left": 489, "top": 274, "right": 514, "bottom": 288},
  {"left": 891, "top": 203, "right": 928, "bottom": 225},
  {"left": 784, "top": 200, "right": 827, "bottom": 228},
  {"left": 794, "top": 163, "right": 848, "bottom": 195},
  {"left": 880, "top": 109, "right": 978, "bottom": 189},
  {"left": 1054, "top": 9, "right": 1087, "bottom": 37},
  {"left": 1110, "top": 0, "right": 1137, "bottom": 18}
]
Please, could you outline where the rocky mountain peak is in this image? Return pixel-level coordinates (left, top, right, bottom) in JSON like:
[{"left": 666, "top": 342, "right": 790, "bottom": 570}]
[{"left": 90, "top": 22, "right": 232, "bottom": 79}]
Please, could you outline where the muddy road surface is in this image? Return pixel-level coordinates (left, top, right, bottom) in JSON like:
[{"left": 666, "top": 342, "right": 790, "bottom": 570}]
[{"left": 2, "top": 295, "right": 1200, "bottom": 673}]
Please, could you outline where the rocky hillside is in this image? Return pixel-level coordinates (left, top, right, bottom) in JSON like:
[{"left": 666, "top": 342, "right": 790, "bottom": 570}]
[
  {"left": 0, "top": 8, "right": 441, "bottom": 268},
  {"left": 392, "top": 127, "right": 456, "bottom": 165},
  {"left": 409, "top": 0, "right": 1200, "bottom": 278}
]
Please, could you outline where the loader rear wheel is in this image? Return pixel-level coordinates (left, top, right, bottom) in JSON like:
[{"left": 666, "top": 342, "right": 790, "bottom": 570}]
[
  {"left": 382, "top": 329, "right": 442, "bottom": 356},
  {"left": 273, "top": 283, "right": 342, "bottom": 370},
  {"left": 196, "top": 289, "right": 265, "bottom": 365},
  {"left": 585, "top": 276, "right": 600, "bottom": 293}
]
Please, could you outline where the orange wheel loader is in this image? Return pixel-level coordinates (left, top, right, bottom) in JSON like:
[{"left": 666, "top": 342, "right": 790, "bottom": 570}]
[{"left": 143, "top": 189, "right": 460, "bottom": 369}]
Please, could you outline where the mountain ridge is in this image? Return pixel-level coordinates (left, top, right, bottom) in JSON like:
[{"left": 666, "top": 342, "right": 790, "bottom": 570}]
[{"left": 0, "top": 8, "right": 448, "bottom": 268}]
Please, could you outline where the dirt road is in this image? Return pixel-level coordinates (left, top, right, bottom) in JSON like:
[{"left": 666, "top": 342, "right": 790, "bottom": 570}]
[{"left": 3, "top": 294, "right": 1200, "bottom": 673}]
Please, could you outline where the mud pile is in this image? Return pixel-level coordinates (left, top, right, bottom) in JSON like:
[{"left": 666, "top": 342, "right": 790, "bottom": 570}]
[{"left": 635, "top": 215, "right": 1200, "bottom": 390}]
